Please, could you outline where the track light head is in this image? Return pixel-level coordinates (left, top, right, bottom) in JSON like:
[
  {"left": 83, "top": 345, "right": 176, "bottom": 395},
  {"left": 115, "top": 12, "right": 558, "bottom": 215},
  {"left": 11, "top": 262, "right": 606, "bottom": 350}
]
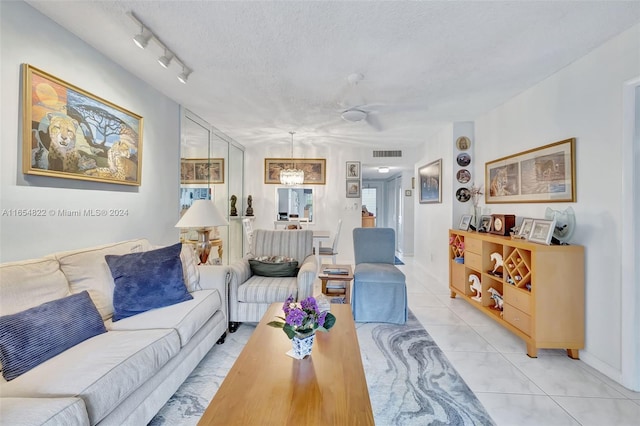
[
  {"left": 158, "top": 50, "right": 174, "bottom": 68},
  {"left": 133, "top": 29, "right": 151, "bottom": 49},
  {"left": 177, "top": 67, "right": 192, "bottom": 84}
]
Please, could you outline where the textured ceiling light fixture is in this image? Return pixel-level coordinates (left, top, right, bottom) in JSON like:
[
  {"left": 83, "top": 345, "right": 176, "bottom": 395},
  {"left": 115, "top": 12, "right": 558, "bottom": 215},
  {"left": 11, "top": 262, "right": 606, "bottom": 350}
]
[
  {"left": 378, "top": 166, "right": 390, "bottom": 173},
  {"left": 280, "top": 131, "right": 305, "bottom": 186}
]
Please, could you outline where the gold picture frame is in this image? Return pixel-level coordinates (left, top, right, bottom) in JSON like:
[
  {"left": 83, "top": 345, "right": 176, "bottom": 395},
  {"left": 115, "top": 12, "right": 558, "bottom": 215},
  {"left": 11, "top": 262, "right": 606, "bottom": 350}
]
[
  {"left": 180, "top": 158, "right": 224, "bottom": 184},
  {"left": 264, "top": 158, "right": 326, "bottom": 184},
  {"left": 485, "top": 138, "right": 576, "bottom": 204},
  {"left": 22, "top": 64, "right": 143, "bottom": 186}
]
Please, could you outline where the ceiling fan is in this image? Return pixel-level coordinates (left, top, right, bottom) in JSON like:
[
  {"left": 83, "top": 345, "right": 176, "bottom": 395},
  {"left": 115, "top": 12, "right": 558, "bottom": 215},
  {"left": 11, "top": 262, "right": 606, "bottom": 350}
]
[
  {"left": 337, "top": 73, "right": 427, "bottom": 132},
  {"left": 337, "top": 74, "right": 386, "bottom": 131}
]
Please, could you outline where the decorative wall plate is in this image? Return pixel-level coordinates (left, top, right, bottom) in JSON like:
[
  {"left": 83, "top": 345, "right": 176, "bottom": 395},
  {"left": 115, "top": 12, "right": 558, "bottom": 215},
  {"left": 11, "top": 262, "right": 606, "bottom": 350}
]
[
  {"left": 456, "top": 169, "right": 471, "bottom": 184},
  {"left": 456, "top": 136, "right": 471, "bottom": 151},
  {"left": 456, "top": 153, "right": 471, "bottom": 167},
  {"left": 456, "top": 187, "right": 471, "bottom": 203}
]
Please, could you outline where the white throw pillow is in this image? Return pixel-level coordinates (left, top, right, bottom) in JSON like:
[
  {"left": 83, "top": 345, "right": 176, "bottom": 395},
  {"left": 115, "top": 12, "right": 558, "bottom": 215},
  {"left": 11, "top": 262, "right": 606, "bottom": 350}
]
[{"left": 180, "top": 244, "right": 201, "bottom": 292}]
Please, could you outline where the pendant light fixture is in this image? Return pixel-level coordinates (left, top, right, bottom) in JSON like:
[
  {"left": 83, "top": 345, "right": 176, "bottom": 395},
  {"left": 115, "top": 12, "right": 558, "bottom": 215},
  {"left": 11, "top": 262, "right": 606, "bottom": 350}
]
[{"left": 280, "top": 131, "right": 305, "bottom": 186}]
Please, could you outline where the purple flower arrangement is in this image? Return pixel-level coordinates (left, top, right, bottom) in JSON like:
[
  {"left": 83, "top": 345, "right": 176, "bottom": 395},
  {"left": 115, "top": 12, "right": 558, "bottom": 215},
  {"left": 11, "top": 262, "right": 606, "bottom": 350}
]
[{"left": 268, "top": 295, "right": 336, "bottom": 339}]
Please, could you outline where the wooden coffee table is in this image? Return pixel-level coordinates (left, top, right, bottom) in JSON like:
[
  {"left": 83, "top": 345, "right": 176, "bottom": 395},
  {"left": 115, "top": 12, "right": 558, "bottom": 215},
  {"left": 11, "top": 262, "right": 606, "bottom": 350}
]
[
  {"left": 319, "top": 264, "right": 354, "bottom": 304},
  {"left": 198, "top": 303, "right": 374, "bottom": 425}
]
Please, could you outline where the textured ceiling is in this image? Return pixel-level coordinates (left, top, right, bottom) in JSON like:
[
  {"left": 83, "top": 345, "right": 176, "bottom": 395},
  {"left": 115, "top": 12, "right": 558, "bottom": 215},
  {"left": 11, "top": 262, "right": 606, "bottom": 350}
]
[{"left": 26, "top": 1, "right": 640, "bottom": 153}]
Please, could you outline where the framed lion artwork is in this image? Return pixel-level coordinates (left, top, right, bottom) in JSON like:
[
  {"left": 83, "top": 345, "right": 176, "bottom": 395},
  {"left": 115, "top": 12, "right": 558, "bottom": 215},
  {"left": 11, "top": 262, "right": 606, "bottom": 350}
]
[{"left": 22, "top": 64, "right": 143, "bottom": 186}]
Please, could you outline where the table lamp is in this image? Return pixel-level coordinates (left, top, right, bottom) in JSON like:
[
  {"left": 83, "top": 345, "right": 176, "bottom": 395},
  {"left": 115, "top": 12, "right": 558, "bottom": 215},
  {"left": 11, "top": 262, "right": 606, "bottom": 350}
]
[{"left": 175, "top": 200, "right": 229, "bottom": 264}]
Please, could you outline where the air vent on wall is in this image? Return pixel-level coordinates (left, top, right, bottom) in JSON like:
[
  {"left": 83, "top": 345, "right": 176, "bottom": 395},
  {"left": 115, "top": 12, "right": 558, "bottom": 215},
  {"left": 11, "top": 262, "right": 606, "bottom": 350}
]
[{"left": 372, "top": 150, "right": 402, "bottom": 158}]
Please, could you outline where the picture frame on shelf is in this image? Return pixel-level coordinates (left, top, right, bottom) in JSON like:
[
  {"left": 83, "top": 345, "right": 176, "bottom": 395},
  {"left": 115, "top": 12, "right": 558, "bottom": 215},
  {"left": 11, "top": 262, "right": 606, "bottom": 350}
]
[
  {"left": 518, "top": 218, "right": 535, "bottom": 238},
  {"left": 346, "top": 161, "right": 360, "bottom": 179},
  {"left": 418, "top": 158, "right": 442, "bottom": 204},
  {"left": 478, "top": 215, "right": 492, "bottom": 233},
  {"left": 458, "top": 214, "right": 472, "bottom": 231},
  {"left": 528, "top": 218, "right": 557, "bottom": 245},
  {"left": 181, "top": 158, "right": 224, "bottom": 184},
  {"left": 346, "top": 179, "right": 361, "bottom": 198},
  {"left": 485, "top": 138, "right": 576, "bottom": 203},
  {"left": 22, "top": 64, "right": 143, "bottom": 186}
]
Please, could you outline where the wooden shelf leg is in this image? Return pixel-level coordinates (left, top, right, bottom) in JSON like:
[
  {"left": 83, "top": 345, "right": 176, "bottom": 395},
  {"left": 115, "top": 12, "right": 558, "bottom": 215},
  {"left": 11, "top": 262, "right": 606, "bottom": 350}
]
[
  {"left": 450, "top": 290, "right": 457, "bottom": 298},
  {"left": 567, "top": 349, "right": 580, "bottom": 359},
  {"left": 526, "top": 343, "right": 538, "bottom": 358}
]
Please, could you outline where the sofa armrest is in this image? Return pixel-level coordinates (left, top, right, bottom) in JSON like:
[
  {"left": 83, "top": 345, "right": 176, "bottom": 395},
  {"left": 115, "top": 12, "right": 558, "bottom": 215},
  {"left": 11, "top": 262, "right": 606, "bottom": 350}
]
[
  {"left": 297, "top": 254, "right": 318, "bottom": 300},
  {"left": 198, "top": 265, "right": 230, "bottom": 326}
]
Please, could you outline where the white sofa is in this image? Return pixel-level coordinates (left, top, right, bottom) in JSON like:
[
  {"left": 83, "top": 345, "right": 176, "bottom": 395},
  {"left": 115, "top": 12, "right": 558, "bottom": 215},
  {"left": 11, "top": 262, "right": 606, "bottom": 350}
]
[{"left": 0, "top": 239, "right": 229, "bottom": 426}]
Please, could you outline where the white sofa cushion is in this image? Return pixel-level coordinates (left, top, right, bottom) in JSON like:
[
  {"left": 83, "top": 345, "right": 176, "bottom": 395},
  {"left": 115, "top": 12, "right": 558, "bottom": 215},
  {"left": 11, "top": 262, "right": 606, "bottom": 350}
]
[
  {"left": 0, "top": 258, "right": 69, "bottom": 316},
  {"left": 0, "top": 328, "right": 180, "bottom": 425},
  {"left": 107, "top": 290, "right": 221, "bottom": 347},
  {"left": 0, "top": 397, "right": 90, "bottom": 426},
  {"left": 53, "top": 239, "right": 153, "bottom": 320}
]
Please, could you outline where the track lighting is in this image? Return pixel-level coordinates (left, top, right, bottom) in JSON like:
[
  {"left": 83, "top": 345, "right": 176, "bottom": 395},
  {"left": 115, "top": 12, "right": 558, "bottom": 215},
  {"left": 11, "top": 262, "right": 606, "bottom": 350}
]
[
  {"left": 158, "top": 49, "right": 174, "bottom": 68},
  {"left": 158, "top": 50, "right": 174, "bottom": 68},
  {"left": 177, "top": 67, "right": 192, "bottom": 84},
  {"left": 133, "top": 29, "right": 151, "bottom": 49},
  {"left": 128, "top": 11, "right": 193, "bottom": 84}
]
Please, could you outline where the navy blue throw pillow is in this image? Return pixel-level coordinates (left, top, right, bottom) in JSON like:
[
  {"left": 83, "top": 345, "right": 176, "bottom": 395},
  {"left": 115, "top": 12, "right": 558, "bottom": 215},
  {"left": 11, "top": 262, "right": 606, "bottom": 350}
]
[
  {"left": 0, "top": 291, "right": 107, "bottom": 381},
  {"left": 106, "top": 243, "right": 193, "bottom": 322}
]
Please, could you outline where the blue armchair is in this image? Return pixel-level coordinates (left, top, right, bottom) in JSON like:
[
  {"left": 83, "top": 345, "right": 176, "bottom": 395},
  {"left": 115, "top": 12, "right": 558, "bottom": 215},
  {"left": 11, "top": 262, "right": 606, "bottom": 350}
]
[{"left": 352, "top": 228, "right": 407, "bottom": 324}]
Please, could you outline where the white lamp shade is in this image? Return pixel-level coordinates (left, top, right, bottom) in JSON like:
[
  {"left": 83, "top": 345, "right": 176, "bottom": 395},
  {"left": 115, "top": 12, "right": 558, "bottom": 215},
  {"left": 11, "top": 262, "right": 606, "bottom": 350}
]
[{"left": 175, "top": 200, "right": 229, "bottom": 228}]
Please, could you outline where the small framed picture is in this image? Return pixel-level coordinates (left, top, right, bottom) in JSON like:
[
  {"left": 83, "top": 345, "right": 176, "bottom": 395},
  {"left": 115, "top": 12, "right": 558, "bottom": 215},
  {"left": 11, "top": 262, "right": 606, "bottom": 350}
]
[
  {"left": 458, "top": 214, "right": 473, "bottom": 231},
  {"left": 346, "top": 179, "right": 361, "bottom": 198},
  {"left": 518, "top": 218, "right": 535, "bottom": 238},
  {"left": 479, "top": 215, "right": 492, "bottom": 232},
  {"left": 346, "top": 161, "right": 360, "bottom": 179},
  {"left": 528, "top": 218, "right": 556, "bottom": 245}
]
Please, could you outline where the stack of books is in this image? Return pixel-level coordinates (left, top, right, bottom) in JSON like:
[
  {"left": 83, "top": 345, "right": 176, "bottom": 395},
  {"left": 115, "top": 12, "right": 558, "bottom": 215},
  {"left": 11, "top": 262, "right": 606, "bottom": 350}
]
[{"left": 322, "top": 267, "right": 349, "bottom": 275}]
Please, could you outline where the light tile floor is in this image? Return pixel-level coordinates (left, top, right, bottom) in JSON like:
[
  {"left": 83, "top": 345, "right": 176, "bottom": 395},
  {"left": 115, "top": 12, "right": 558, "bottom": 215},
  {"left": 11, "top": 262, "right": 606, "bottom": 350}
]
[{"left": 396, "top": 256, "right": 639, "bottom": 426}]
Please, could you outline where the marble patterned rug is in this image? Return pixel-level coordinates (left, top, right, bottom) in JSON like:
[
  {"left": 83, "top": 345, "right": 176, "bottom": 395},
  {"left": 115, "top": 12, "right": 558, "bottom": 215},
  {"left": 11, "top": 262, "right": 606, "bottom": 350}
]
[{"left": 149, "top": 311, "right": 494, "bottom": 425}]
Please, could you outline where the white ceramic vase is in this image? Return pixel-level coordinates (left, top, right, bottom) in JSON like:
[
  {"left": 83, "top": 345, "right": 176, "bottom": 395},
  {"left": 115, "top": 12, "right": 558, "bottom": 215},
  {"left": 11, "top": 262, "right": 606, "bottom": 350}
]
[{"left": 291, "top": 332, "right": 315, "bottom": 358}]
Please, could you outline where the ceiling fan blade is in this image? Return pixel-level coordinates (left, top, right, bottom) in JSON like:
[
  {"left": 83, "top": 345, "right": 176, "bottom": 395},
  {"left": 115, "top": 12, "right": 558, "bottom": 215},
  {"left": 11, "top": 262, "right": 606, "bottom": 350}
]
[{"left": 365, "top": 113, "right": 383, "bottom": 131}]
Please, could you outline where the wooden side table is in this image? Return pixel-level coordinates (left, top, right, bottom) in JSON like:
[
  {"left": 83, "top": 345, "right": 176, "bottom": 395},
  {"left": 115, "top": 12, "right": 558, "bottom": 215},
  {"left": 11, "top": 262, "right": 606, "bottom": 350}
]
[{"left": 319, "top": 264, "right": 353, "bottom": 304}]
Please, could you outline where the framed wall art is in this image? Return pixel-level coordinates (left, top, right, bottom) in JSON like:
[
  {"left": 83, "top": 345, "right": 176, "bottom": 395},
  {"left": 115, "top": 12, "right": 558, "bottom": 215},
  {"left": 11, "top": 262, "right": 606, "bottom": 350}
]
[
  {"left": 485, "top": 138, "right": 576, "bottom": 203},
  {"left": 346, "top": 161, "right": 360, "bottom": 179},
  {"left": 180, "top": 158, "right": 224, "bottom": 184},
  {"left": 22, "top": 64, "right": 143, "bottom": 186},
  {"left": 264, "top": 158, "right": 326, "bottom": 184},
  {"left": 418, "top": 159, "right": 442, "bottom": 204},
  {"left": 346, "top": 179, "right": 361, "bottom": 198}
]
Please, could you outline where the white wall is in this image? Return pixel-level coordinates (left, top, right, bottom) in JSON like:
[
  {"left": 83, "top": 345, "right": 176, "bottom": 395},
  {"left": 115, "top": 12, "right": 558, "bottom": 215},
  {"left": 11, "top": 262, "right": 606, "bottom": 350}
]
[
  {"left": 413, "top": 124, "right": 454, "bottom": 285},
  {"left": 464, "top": 25, "right": 638, "bottom": 386},
  {"left": 0, "top": 2, "right": 181, "bottom": 262}
]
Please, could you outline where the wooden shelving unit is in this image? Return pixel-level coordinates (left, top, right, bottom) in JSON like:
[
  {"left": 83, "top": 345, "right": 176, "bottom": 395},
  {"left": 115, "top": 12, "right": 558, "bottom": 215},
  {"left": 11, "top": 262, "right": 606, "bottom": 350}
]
[{"left": 448, "top": 229, "right": 585, "bottom": 358}]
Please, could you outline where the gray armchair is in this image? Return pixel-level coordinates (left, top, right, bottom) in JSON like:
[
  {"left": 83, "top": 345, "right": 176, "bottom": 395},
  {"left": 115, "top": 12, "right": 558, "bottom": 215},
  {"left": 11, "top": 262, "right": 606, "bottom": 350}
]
[
  {"left": 352, "top": 227, "right": 407, "bottom": 324},
  {"left": 227, "top": 229, "right": 316, "bottom": 331}
]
